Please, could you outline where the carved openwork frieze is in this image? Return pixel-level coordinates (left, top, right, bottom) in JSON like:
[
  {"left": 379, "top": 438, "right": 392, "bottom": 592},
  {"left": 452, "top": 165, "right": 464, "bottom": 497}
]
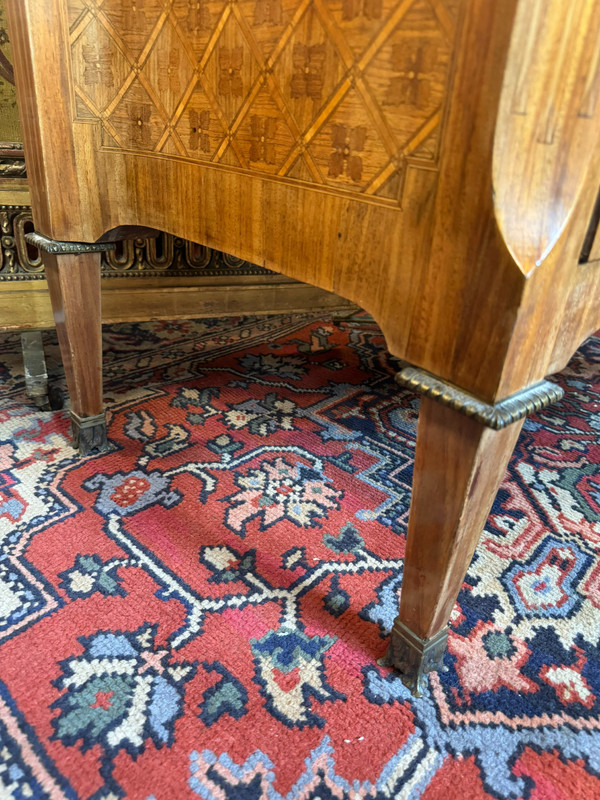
[
  {"left": 66, "top": 0, "right": 458, "bottom": 206},
  {"left": 0, "top": 141, "right": 26, "bottom": 178},
  {"left": 0, "top": 203, "right": 274, "bottom": 280}
]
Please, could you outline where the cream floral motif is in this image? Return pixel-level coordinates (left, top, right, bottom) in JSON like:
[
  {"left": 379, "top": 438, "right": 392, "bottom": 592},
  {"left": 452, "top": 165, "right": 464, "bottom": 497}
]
[{"left": 223, "top": 456, "right": 342, "bottom": 535}]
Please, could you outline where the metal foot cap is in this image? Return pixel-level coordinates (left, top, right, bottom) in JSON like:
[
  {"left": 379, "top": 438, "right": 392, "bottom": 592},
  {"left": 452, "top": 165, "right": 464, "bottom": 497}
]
[{"left": 70, "top": 410, "right": 109, "bottom": 456}]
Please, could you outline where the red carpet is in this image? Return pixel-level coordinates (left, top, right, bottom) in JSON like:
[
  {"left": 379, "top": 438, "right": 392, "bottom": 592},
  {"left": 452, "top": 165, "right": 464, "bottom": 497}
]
[{"left": 0, "top": 312, "right": 599, "bottom": 799}]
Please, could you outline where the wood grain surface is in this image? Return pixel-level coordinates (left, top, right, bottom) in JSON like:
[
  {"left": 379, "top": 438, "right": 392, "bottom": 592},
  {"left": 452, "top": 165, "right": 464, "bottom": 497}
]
[
  {"left": 7, "top": 0, "right": 600, "bottom": 402},
  {"left": 399, "top": 397, "right": 524, "bottom": 639}
]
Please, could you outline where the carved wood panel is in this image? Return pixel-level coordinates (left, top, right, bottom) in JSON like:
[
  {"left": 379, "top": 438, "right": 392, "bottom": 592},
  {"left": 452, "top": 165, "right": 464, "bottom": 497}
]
[{"left": 66, "top": 0, "right": 458, "bottom": 206}]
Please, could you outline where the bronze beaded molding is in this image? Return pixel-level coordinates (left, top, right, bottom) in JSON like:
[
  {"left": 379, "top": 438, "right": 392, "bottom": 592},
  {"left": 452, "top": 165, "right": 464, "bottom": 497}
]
[
  {"left": 25, "top": 231, "right": 117, "bottom": 254},
  {"left": 395, "top": 365, "right": 564, "bottom": 430}
]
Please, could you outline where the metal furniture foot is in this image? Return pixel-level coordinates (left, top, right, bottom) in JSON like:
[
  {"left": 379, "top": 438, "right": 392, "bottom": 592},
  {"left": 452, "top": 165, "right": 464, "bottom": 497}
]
[
  {"left": 21, "top": 330, "right": 65, "bottom": 411},
  {"left": 21, "top": 331, "right": 50, "bottom": 409},
  {"left": 70, "top": 410, "right": 108, "bottom": 456},
  {"left": 378, "top": 621, "right": 448, "bottom": 697}
]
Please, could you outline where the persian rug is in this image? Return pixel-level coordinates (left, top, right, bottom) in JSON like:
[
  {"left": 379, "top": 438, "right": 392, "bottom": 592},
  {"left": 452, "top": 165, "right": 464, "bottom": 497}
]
[{"left": 0, "top": 312, "right": 599, "bottom": 800}]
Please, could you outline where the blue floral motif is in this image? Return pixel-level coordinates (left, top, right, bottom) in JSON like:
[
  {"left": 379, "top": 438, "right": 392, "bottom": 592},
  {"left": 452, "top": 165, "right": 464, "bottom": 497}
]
[
  {"left": 171, "top": 386, "right": 220, "bottom": 426},
  {"left": 251, "top": 626, "right": 344, "bottom": 728},
  {"left": 323, "top": 522, "right": 364, "bottom": 554},
  {"left": 503, "top": 536, "right": 593, "bottom": 618},
  {"left": 223, "top": 393, "right": 300, "bottom": 437},
  {"left": 0, "top": 471, "right": 26, "bottom": 526},
  {"left": 199, "top": 544, "right": 256, "bottom": 584},
  {"left": 83, "top": 470, "right": 182, "bottom": 516},
  {"left": 323, "top": 576, "right": 351, "bottom": 618},
  {"left": 52, "top": 624, "right": 196, "bottom": 758}
]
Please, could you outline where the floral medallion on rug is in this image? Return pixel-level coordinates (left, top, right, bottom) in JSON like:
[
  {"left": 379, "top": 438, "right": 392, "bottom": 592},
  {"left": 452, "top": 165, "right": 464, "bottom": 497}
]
[{"left": 0, "top": 313, "right": 599, "bottom": 800}]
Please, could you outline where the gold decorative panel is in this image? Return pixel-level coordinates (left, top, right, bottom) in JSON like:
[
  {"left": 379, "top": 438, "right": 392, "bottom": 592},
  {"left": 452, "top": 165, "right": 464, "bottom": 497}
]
[
  {"left": 67, "top": 0, "right": 457, "bottom": 205},
  {"left": 0, "top": 0, "right": 21, "bottom": 141}
]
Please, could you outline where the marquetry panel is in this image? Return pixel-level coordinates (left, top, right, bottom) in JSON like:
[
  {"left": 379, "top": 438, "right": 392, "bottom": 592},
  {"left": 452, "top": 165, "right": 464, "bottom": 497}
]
[{"left": 67, "top": 0, "right": 457, "bottom": 206}]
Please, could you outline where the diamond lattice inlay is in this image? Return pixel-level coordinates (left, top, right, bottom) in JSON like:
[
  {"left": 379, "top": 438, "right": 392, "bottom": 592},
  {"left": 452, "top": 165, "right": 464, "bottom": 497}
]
[{"left": 69, "top": 0, "right": 458, "bottom": 207}]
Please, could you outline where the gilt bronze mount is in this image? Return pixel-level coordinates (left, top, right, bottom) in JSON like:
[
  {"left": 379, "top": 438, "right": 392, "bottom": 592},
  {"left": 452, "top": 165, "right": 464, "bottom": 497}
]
[
  {"left": 396, "top": 365, "right": 564, "bottom": 430},
  {"left": 378, "top": 620, "right": 448, "bottom": 697},
  {"left": 70, "top": 410, "right": 108, "bottom": 456},
  {"left": 24, "top": 231, "right": 117, "bottom": 255}
]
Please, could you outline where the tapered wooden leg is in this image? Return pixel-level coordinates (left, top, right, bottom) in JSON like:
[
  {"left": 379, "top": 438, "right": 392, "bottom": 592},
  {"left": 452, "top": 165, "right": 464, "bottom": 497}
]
[
  {"left": 43, "top": 251, "right": 107, "bottom": 455},
  {"left": 380, "top": 396, "right": 524, "bottom": 695}
]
